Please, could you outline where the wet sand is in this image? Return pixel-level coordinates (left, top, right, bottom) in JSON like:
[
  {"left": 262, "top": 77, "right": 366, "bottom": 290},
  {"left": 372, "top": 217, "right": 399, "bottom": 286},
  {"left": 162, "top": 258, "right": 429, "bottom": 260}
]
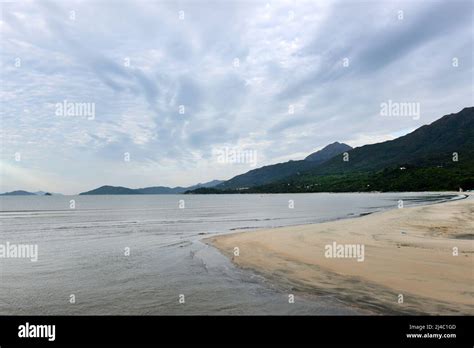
[{"left": 206, "top": 194, "right": 474, "bottom": 314}]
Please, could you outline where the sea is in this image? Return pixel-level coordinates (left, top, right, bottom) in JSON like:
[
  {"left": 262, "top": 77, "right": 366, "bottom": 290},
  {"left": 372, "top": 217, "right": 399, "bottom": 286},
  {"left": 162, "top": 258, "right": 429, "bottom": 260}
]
[{"left": 0, "top": 192, "right": 460, "bottom": 315}]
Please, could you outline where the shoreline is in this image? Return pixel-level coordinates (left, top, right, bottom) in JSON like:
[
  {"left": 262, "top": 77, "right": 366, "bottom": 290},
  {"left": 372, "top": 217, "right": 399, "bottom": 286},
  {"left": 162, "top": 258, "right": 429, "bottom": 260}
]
[{"left": 205, "top": 193, "right": 474, "bottom": 315}]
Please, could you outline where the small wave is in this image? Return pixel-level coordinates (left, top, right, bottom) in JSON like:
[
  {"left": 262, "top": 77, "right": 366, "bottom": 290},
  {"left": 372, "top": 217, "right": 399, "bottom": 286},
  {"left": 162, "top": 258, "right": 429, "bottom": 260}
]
[{"left": 161, "top": 240, "right": 192, "bottom": 249}]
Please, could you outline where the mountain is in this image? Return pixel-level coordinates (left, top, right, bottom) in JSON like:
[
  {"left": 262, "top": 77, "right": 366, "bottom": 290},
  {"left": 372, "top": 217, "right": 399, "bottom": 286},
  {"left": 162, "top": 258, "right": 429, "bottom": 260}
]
[
  {"left": 186, "top": 180, "right": 224, "bottom": 190},
  {"left": 265, "top": 106, "right": 474, "bottom": 192},
  {"left": 0, "top": 190, "right": 37, "bottom": 196},
  {"left": 191, "top": 107, "right": 474, "bottom": 193},
  {"left": 217, "top": 142, "right": 352, "bottom": 189},
  {"left": 80, "top": 186, "right": 138, "bottom": 195},
  {"left": 79, "top": 180, "right": 224, "bottom": 195},
  {"left": 302, "top": 107, "right": 474, "bottom": 176},
  {"left": 138, "top": 180, "right": 225, "bottom": 194},
  {"left": 305, "top": 142, "right": 352, "bottom": 163}
]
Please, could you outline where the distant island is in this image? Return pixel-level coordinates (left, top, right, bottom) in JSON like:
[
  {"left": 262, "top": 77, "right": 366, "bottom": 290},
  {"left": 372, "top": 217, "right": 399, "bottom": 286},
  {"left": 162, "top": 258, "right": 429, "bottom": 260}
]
[
  {"left": 0, "top": 190, "right": 37, "bottom": 196},
  {"left": 0, "top": 190, "right": 62, "bottom": 196},
  {"left": 78, "top": 180, "right": 224, "bottom": 195}
]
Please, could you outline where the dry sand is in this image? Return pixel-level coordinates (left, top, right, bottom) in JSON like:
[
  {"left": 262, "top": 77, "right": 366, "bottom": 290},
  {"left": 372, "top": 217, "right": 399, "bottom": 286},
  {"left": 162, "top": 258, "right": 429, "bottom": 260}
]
[{"left": 205, "top": 194, "right": 474, "bottom": 314}]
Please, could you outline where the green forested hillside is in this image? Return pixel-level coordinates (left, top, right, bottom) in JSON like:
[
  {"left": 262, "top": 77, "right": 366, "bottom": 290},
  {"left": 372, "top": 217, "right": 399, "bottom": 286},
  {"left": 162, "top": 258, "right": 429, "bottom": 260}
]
[
  {"left": 218, "top": 142, "right": 352, "bottom": 189},
  {"left": 188, "top": 107, "right": 474, "bottom": 193}
]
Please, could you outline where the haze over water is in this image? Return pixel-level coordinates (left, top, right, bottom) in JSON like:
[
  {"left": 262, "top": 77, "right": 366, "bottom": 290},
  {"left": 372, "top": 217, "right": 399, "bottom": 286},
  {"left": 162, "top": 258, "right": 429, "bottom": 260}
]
[{"left": 0, "top": 193, "right": 459, "bottom": 315}]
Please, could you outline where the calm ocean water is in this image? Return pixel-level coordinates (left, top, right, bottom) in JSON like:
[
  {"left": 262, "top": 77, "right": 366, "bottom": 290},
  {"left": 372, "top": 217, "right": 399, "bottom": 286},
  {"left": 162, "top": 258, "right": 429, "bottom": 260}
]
[{"left": 0, "top": 192, "right": 459, "bottom": 315}]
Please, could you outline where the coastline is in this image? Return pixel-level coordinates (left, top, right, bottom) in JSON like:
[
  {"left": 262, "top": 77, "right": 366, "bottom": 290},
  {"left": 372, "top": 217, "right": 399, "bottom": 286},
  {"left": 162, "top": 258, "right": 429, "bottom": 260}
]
[{"left": 205, "top": 193, "right": 474, "bottom": 315}]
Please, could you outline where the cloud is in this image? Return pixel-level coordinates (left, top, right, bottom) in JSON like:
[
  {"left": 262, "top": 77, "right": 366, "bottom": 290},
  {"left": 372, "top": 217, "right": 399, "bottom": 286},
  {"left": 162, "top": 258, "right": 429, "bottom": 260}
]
[{"left": 0, "top": 0, "right": 472, "bottom": 193}]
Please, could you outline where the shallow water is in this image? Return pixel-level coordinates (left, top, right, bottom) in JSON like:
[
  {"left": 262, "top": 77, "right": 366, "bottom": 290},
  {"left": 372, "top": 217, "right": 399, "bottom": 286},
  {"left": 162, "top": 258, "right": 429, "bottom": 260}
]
[{"left": 0, "top": 192, "right": 459, "bottom": 315}]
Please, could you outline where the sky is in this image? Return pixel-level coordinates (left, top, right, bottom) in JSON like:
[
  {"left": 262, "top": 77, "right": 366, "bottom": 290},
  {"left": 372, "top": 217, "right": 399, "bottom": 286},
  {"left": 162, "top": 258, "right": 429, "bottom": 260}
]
[{"left": 0, "top": 0, "right": 473, "bottom": 194}]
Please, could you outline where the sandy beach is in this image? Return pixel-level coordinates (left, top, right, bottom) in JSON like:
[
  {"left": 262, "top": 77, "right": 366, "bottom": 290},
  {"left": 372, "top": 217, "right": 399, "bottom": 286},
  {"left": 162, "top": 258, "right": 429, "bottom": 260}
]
[{"left": 206, "top": 194, "right": 474, "bottom": 315}]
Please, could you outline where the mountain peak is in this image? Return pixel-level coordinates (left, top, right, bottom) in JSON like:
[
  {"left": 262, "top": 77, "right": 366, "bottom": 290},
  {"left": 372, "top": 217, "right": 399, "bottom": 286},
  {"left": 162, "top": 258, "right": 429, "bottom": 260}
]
[{"left": 305, "top": 142, "right": 352, "bottom": 162}]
